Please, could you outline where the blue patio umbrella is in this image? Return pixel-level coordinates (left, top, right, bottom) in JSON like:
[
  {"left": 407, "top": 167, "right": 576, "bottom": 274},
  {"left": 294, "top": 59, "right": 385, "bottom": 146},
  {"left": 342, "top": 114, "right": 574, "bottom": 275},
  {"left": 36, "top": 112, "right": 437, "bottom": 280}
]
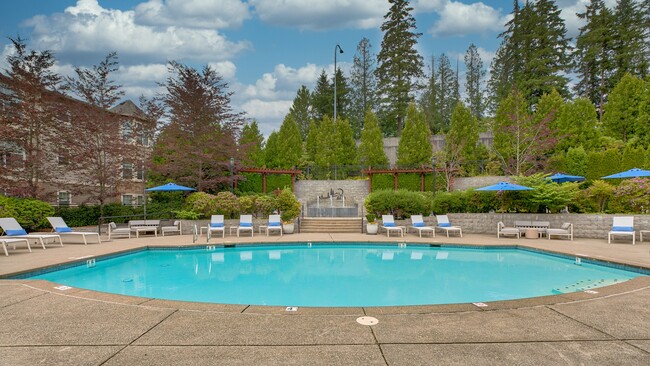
[
  {"left": 601, "top": 168, "right": 650, "bottom": 179},
  {"left": 547, "top": 173, "right": 585, "bottom": 183},
  {"left": 476, "top": 181, "right": 534, "bottom": 191},
  {"left": 145, "top": 182, "right": 196, "bottom": 192}
]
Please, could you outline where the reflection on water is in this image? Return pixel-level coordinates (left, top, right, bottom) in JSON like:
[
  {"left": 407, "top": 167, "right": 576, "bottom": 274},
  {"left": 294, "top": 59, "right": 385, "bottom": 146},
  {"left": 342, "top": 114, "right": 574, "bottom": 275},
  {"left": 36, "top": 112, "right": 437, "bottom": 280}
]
[{"left": 32, "top": 245, "right": 639, "bottom": 307}]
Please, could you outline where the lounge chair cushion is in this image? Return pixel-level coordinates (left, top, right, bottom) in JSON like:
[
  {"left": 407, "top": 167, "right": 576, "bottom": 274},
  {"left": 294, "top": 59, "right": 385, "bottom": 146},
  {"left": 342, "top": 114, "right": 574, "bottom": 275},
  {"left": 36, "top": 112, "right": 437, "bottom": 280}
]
[
  {"left": 6, "top": 229, "right": 27, "bottom": 236},
  {"left": 240, "top": 222, "right": 252, "bottom": 227},
  {"left": 210, "top": 223, "right": 224, "bottom": 227},
  {"left": 413, "top": 222, "right": 424, "bottom": 227},
  {"left": 438, "top": 223, "right": 451, "bottom": 227},
  {"left": 384, "top": 222, "right": 395, "bottom": 227},
  {"left": 612, "top": 226, "right": 633, "bottom": 232},
  {"left": 55, "top": 227, "right": 72, "bottom": 233},
  {"left": 269, "top": 222, "right": 281, "bottom": 227}
]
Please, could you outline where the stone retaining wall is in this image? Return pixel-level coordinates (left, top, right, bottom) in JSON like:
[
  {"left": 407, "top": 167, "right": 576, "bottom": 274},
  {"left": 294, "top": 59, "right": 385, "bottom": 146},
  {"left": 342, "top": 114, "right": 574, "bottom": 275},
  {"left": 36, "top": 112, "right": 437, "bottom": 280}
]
[
  {"left": 294, "top": 180, "right": 369, "bottom": 217},
  {"left": 397, "top": 213, "right": 650, "bottom": 240}
]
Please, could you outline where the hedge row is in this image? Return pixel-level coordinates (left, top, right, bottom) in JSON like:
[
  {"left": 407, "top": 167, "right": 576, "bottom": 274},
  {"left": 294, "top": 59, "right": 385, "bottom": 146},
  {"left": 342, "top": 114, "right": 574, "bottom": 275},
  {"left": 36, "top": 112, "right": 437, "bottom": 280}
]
[{"left": 237, "top": 173, "right": 292, "bottom": 194}]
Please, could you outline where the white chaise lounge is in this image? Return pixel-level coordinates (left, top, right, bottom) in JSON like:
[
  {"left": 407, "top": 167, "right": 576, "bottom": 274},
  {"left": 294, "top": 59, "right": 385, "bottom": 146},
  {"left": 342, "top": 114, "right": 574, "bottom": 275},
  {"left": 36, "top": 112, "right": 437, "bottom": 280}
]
[
  {"left": 381, "top": 215, "right": 404, "bottom": 237},
  {"left": 0, "top": 217, "right": 63, "bottom": 249},
  {"left": 497, "top": 221, "right": 520, "bottom": 238},
  {"left": 435, "top": 215, "right": 462, "bottom": 237},
  {"left": 409, "top": 215, "right": 435, "bottom": 237},
  {"left": 47, "top": 217, "right": 101, "bottom": 245}
]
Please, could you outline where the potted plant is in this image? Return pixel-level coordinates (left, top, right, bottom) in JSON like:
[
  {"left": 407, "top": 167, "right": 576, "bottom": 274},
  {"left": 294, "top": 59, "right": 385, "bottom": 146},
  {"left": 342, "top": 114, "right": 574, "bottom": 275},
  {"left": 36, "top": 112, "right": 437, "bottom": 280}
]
[
  {"left": 366, "top": 214, "right": 378, "bottom": 235},
  {"left": 276, "top": 188, "right": 301, "bottom": 234}
]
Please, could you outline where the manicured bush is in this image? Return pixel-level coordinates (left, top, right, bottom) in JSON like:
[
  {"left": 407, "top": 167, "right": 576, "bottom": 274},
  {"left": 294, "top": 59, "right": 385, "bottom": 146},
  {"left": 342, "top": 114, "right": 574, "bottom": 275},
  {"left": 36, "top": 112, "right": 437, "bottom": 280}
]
[
  {"left": 185, "top": 192, "right": 218, "bottom": 218},
  {"left": 364, "top": 189, "right": 431, "bottom": 219},
  {"left": 238, "top": 195, "right": 255, "bottom": 215},
  {"left": 276, "top": 188, "right": 301, "bottom": 222},
  {"left": 0, "top": 196, "right": 54, "bottom": 231},
  {"left": 371, "top": 174, "right": 394, "bottom": 191},
  {"left": 609, "top": 178, "right": 650, "bottom": 213},
  {"left": 214, "top": 191, "right": 240, "bottom": 219},
  {"left": 254, "top": 195, "right": 277, "bottom": 218}
]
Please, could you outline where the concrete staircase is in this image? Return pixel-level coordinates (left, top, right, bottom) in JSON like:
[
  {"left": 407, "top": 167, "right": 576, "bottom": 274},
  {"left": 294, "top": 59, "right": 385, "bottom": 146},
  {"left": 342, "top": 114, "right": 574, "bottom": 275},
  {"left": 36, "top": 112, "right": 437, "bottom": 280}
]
[{"left": 299, "top": 217, "right": 364, "bottom": 233}]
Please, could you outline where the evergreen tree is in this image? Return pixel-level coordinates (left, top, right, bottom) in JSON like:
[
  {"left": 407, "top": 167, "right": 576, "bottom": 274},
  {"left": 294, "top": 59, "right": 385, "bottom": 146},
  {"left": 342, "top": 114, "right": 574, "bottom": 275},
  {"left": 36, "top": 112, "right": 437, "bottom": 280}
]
[
  {"left": 554, "top": 98, "right": 601, "bottom": 152},
  {"left": 239, "top": 120, "right": 265, "bottom": 166},
  {"left": 487, "top": 0, "right": 523, "bottom": 113},
  {"left": 357, "top": 110, "right": 389, "bottom": 167},
  {"left": 434, "top": 54, "right": 456, "bottom": 133},
  {"left": 264, "top": 131, "right": 281, "bottom": 168},
  {"left": 518, "top": 0, "right": 572, "bottom": 104},
  {"left": 375, "top": 0, "right": 424, "bottom": 136},
  {"left": 602, "top": 73, "right": 645, "bottom": 144},
  {"left": 333, "top": 68, "right": 351, "bottom": 121},
  {"left": 310, "top": 70, "right": 332, "bottom": 121},
  {"left": 276, "top": 114, "right": 303, "bottom": 168},
  {"left": 335, "top": 117, "right": 357, "bottom": 167},
  {"left": 305, "top": 121, "right": 319, "bottom": 164},
  {"left": 349, "top": 37, "right": 377, "bottom": 138},
  {"left": 288, "top": 85, "right": 312, "bottom": 140},
  {"left": 574, "top": 0, "right": 615, "bottom": 122},
  {"left": 464, "top": 44, "right": 485, "bottom": 120},
  {"left": 396, "top": 103, "right": 432, "bottom": 166},
  {"left": 534, "top": 89, "right": 564, "bottom": 128},
  {"left": 419, "top": 55, "right": 438, "bottom": 133},
  {"left": 314, "top": 115, "right": 339, "bottom": 169},
  {"left": 444, "top": 102, "right": 479, "bottom": 187},
  {"left": 612, "top": 0, "right": 649, "bottom": 84}
]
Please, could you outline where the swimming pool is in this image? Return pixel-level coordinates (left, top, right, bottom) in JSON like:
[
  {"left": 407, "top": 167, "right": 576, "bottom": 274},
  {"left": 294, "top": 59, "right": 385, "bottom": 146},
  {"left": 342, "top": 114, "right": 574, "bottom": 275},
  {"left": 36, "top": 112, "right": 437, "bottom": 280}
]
[{"left": 29, "top": 244, "right": 643, "bottom": 307}]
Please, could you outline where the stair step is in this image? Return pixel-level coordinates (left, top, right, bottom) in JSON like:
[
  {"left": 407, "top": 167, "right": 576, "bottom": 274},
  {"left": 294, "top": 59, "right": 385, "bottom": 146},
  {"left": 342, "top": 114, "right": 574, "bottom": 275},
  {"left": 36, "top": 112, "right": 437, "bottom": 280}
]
[{"left": 300, "top": 218, "right": 364, "bottom": 233}]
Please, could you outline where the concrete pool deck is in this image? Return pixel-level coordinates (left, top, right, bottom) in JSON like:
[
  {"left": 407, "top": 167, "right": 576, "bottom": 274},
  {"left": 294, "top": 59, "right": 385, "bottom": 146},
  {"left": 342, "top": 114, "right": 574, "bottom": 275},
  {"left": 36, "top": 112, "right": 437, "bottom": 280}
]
[{"left": 1, "top": 232, "right": 649, "bottom": 365}]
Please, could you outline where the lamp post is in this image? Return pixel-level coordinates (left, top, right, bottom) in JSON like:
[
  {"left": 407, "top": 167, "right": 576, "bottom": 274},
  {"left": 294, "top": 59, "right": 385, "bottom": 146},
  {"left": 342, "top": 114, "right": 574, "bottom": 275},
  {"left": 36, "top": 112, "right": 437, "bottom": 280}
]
[
  {"left": 334, "top": 44, "right": 344, "bottom": 122},
  {"left": 229, "top": 157, "right": 235, "bottom": 192},
  {"left": 432, "top": 157, "right": 437, "bottom": 194}
]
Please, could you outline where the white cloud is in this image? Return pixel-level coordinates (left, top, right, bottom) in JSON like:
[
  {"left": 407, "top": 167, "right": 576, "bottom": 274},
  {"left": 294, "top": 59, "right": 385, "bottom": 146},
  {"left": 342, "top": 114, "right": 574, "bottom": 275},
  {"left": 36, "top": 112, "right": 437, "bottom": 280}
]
[
  {"left": 134, "top": 0, "right": 250, "bottom": 29},
  {"left": 250, "top": 0, "right": 388, "bottom": 30},
  {"left": 23, "top": 0, "right": 250, "bottom": 64},
  {"left": 427, "top": 1, "right": 509, "bottom": 37},
  {"left": 208, "top": 61, "right": 237, "bottom": 80}
]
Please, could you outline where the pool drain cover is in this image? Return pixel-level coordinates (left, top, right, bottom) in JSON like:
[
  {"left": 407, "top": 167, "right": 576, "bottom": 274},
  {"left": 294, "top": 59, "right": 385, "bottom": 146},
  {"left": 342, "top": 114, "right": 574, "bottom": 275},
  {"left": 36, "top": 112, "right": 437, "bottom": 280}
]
[{"left": 356, "top": 316, "right": 379, "bottom": 326}]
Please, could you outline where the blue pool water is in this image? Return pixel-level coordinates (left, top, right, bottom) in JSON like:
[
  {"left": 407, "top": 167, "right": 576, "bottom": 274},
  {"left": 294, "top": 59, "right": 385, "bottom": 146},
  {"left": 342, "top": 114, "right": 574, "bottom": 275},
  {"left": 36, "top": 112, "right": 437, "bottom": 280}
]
[{"left": 30, "top": 244, "right": 642, "bottom": 307}]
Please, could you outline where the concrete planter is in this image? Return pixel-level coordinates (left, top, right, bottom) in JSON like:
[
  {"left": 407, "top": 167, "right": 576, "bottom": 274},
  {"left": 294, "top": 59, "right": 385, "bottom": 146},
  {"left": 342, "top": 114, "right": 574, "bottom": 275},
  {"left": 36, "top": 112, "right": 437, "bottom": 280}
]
[
  {"left": 366, "top": 223, "right": 378, "bottom": 235},
  {"left": 283, "top": 223, "right": 295, "bottom": 234}
]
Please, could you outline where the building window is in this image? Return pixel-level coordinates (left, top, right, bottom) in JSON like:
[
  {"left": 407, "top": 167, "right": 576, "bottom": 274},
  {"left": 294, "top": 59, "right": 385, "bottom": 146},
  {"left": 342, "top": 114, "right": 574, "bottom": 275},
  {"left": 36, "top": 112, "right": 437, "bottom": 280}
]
[
  {"left": 122, "top": 121, "right": 133, "bottom": 141},
  {"left": 58, "top": 154, "right": 69, "bottom": 165},
  {"left": 122, "top": 194, "right": 143, "bottom": 206},
  {"left": 136, "top": 164, "right": 144, "bottom": 180},
  {"left": 122, "top": 163, "right": 133, "bottom": 179},
  {"left": 122, "top": 194, "right": 133, "bottom": 206},
  {"left": 58, "top": 191, "right": 71, "bottom": 206}
]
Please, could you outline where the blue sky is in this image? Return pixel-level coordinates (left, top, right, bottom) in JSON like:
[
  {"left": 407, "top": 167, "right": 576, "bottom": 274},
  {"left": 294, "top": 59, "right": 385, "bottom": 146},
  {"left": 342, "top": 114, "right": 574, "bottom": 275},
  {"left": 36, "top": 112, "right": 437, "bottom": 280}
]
[{"left": 0, "top": 0, "right": 603, "bottom": 136}]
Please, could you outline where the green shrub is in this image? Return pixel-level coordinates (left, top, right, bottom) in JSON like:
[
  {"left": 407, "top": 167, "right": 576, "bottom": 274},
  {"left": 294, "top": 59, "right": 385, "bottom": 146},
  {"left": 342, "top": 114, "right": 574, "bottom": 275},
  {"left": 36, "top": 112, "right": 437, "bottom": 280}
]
[
  {"left": 214, "top": 191, "right": 240, "bottom": 219},
  {"left": 364, "top": 189, "right": 431, "bottom": 219},
  {"left": 0, "top": 196, "right": 54, "bottom": 231},
  {"left": 254, "top": 195, "right": 277, "bottom": 218},
  {"left": 185, "top": 192, "right": 218, "bottom": 218},
  {"left": 371, "top": 174, "right": 394, "bottom": 190},
  {"left": 172, "top": 210, "right": 200, "bottom": 220},
  {"left": 609, "top": 178, "right": 650, "bottom": 213},
  {"left": 276, "top": 188, "right": 301, "bottom": 222},
  {"left": 430, "top": 191, "right": 466, "bottom": 214}
]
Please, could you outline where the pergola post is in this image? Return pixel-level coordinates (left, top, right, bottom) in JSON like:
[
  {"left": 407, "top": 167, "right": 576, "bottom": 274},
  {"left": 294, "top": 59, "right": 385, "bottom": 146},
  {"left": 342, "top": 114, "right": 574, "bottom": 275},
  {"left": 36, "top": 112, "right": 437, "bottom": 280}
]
[
  {"left": 262, "top": 172, "right": 267, "bottom": 193},
  {"left": 393, "top": 172, "right": 398, "bottom": 191},
  {"left": 420, "top": 172, "right": 425, "bottom": 192}
]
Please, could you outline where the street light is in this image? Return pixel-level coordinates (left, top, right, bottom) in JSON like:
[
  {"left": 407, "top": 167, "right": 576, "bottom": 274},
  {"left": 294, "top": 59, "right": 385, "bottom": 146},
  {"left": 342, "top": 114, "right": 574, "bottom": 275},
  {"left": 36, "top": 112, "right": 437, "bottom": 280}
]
[{"left": 334, "top": 44, "right": 344, "bottom": 123}]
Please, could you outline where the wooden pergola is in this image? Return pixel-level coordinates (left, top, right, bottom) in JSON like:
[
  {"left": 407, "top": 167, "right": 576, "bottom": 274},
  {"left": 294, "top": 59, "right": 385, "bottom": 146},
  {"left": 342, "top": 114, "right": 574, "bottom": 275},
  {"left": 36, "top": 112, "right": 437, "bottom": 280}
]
[
  {"left": 361, "top": 166, "right": 443, "bottom": 192},
  {"left": 238, "top": 167, "right": 302, "bottom": 193}
]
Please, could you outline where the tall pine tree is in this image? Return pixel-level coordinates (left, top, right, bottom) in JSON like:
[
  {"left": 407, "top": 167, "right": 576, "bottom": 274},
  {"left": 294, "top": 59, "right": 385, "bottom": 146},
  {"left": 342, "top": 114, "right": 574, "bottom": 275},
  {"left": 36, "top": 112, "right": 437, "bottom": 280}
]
[
  {"left": 349, "top": 37, "right": 377, "bottom": 139},
  {"left": 310, "top": 70, "right": 333, "bottom": 121},
  {"left": 396, "top": 103, "right": 432, "bottom": 167},
  {"left": 464, "top": 44, "right": 485, "bottom": 120},
  {"left": 239, "top": 120, "right": 265, "bottom": 167},
  {"left": 357, "top": 110, "right": 389, "bottom": 167},
  {"left": 288, "top": 85, "right": 312, "bottom": 140},
  {"left": 612, "top": 0, "right": 649, "bottom": 84},
  {"left": 375, "top": 0, "right": 424, "bottom": 137},
  {"left": 434, "top": 54, "right": 456, "bottom": 133}
]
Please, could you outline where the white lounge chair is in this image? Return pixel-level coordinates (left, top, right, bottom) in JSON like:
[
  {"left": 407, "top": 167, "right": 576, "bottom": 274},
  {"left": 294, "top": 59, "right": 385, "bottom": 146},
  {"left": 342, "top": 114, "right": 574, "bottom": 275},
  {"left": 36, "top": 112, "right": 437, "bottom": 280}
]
[
  {"left": 108, "top": 222, "right": 131, "bottom": 239},
  {"left": 381, "top": 215, "right": 404, "bottom": 237},
  {"left": 207, "top": 215, "right": 225, "bottom": 239},
  {"left": 435, "top": 215, "right": 462, "bottom": 237},
  {"left": 161, "top": 220, "right": 182, "bottom": 237},
  {"left": 1, "top": 238, "right": 31, "bottom": 256},
  {"left": 0, "top": 218, "right": 63, "bottom": 249},
  {"left": 547, "top": 223, "right": 573, "bottom": 241},
  {"left": 608, "top": 216, "right": 635, "bottom": 245},
  {"left": 497, "top": 221, "right": 520, "bottom": 238},
  {"left": 265, "top": 214, "right": 283, "bottom": 236},
  {"left": 409, "top": 215, "right": 435, "bottom": 237},
  {"left": 236, "top": 215, "right": 254, "bottom": 237},
  {"left": 47, "top": 217, "right": 101, "bottom": 245}
]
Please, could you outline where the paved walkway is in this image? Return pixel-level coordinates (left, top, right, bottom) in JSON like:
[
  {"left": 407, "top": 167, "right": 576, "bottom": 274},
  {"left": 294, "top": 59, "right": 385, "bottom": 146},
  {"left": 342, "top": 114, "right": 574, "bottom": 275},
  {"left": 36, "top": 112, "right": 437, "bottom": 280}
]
[{"left": 1, "top": 232, "right": 649, "bottom": 365}]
